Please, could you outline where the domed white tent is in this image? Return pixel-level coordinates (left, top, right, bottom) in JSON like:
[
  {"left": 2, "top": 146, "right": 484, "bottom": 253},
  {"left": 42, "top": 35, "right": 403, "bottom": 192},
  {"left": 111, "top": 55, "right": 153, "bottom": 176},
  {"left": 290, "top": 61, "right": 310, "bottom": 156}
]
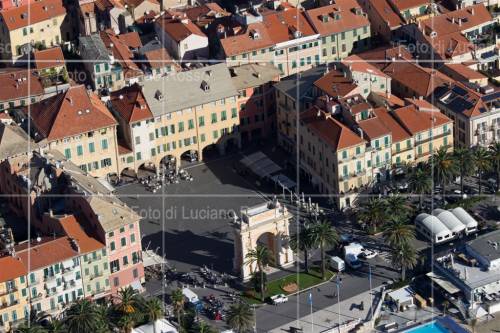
[
  {"left": 451, "top": 207, "right": 478, "bottom": 235},
  {"left": 415, "top": 213, "right": 453, "bottom": 244},
  {"left": 433, "top": 208, "right": 465, "bottom": 236}
]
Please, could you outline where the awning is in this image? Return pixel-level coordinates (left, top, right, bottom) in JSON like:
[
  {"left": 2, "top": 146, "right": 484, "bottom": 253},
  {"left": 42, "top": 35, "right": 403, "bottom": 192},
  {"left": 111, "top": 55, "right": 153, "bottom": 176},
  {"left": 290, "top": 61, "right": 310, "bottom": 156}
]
[
  {"left": 142, "top": 250, "right": 167, "bottom": 267},
  {"left": 427, "top": 272, "right": 460, "bottom": 294},
  {"left": 271, "top": 174, "right": 296, "bottom": 189},
  {"left": 97, "top": 177, "right": 115, "bottom": 192}
]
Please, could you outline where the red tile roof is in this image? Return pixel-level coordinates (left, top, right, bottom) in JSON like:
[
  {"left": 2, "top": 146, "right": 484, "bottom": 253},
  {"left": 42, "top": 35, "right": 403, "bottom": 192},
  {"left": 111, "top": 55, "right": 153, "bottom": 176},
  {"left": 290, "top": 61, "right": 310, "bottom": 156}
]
[
  {"left": 144, "top": 48, "right": 175, "bottom": 69},
  {"left": 157, "top": 11, "right": 207, "bottom": 42},
  {"left": 100, "top": 29, "right": 143, "bottom": 79},
  {"left": 0, "top": 0, "right": 66, "bottom": 31},
  {"left": 342, "top": 55, "right": 389, "bottom": 78},
  {"left": 372, "top": 107, "right": 411, "bottom": 142},
  {"left": 16, "top": 237, "right": 80, "bottom": 271},
  {"left": 0, "top": 256, "right": 27, "bottom": 283},
  {"left": 313, "top": 69, "right": 358, "bottom": 98},
  {"left": 301, "top": 106, "right": 365, "bottom": 151},
  {"left": 26, "top": 85, "right": 117, "bottom": 141},
  {"left": 0, "top": 68, "right": 44, "bottom": 102},
  {"left": 58, "top": 215, "right": 105, "bottom": 253},
  {"left": 384, "top": 60, "right": 451, "bottom": 97},
  {"left": 358, "top": 111, "right": 391, "bottom": 140},
  {"left": 392, "top": 105, "right": 452, "bottom": 134},
  {"left": 110, "top": 84, "right": 153, "bottom": 124},
  {"left": 368, "top": 0, "right": 404, "bottom": 28},
  {"left": 33, "top": 46, "right": 65, "bottom": 71},
  {"left": 305, "top": 0, "right": 369, "bottom": 36}
]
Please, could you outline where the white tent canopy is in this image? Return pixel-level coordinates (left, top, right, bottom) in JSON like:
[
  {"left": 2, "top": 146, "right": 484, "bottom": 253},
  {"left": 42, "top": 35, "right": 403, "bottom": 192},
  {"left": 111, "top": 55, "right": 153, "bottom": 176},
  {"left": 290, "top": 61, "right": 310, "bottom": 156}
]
[
  {"left": 433, "top": 209, "right": 466, "bottom": 234},
  {"left": 132, "top": 319, "right": 178, "bottom": 333},
  {"left": 240, "top": 152, "right": 282, "bottom": 178},
  {"left": 388, "top": 287, "right": 414, "bottom": 307},
  {"left": 451, "top": 207, "right": 478, "bottom": 230}
]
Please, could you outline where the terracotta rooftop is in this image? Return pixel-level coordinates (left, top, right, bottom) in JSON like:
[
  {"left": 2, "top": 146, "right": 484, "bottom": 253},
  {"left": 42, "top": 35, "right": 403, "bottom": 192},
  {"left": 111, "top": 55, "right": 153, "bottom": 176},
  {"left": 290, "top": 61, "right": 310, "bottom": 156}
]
[
  {"left": 26, "top": 85, "right": 117, "bottom": 141},
  {"left": 358, "top": 110, "right": 391, "bottom": 140},
  {"left": 305, "top": 0, "right": 369, "bottom": 37},
  {"left": 314, "top": 69, "right": 358, "bottom": 98},
  {"left": 0, "top": 256, "right": 27, "bottom": 283},
  {"left": 110, "top": 84, "right": 153, "bottom": 124},
  {"left": 433, "top": 82, "right": 492, "bottom": 118},
  {"left": 57, "top": 215, "right": 105, "bottom": 253},
  {"left": 16, "top": 237, "right": 80, "bottom": 271},
  {"left": 0, "top": 68, "right": 44, "bottom": 102},
  {"left": 100, "top": 29, "right": 143, "bottom": 79},
  {"left": 372, "top": 107, "right": 411, "bottom": 142},
  {"left": 368, "top": 0, "right": 404, "bottom": 29},
  {"left": 33, "top": 46, "right": 65, "bottom": 71},
  {"left": 442, "top": 63, "right": 487, "bottom": 81},
  {"left": 157, "top": 11, "right": 207, "bottom": 43},
  {"left": 300, "top": 106, "right": 365, "bottom": 151},
  {"left": 392, "top": 105, "right": 452, "bottom": 134},
  {"left": 0, "top": 0, "right": 66, "bottom": 31},
  {"left": 342, "top": 55, "right": 389, "bottom": 78},
  {"left": 384, "top": 60, "right": 451, "bottom": 97}
]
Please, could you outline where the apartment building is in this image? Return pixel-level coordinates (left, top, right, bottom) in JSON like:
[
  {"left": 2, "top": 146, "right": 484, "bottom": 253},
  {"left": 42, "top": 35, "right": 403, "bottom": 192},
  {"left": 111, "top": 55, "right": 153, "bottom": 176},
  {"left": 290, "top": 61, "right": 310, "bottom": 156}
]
[
  {"left": 230, "top": 64, "right": 280, "bottom": 144},
  {"left": 434, "top": 83, "right": 500, "bottom": 147},
  {"left": 0, "top": 256, "right": 27, "bottom": 332},
  {"left": 305, "top": 0, "right": 371, "bottom": 63},
  {"left": 218, "top": 2, "right": 320, "bottom": 77},
  {"left": 405, "top": 4, "right": 498, "bottom": 71},
  {"left": 134, "top": 63, "right": 241, "bottom": 172},
  {"left": 391, "top": 104, "right": 454, "bottom": 162},
  {"left": 45, "top": 214, "right": 111, "bottom": 299},
  {"left": 0, "top": 70, "right": 44, "bottom": 112},
  {"left": 0, "top": 0, "right": 67, "bottom": 62},
  {"left": 341, "top": 55, "right": 391, "bottom": 98},
  {"left": 388, "top": 0, "right": 432, "bottom": 22},
  {"left": 15, "top": 237, "right": 85, "bottom": 316},
  {"left": 299, "top": 106, "right": 371, "bottom": 208},
  {"left": 155, "top": 10, "right": 209, "bottom": 61},
  {"left": 78, "top": 34, "right": 124, "bottom": 92},
  {"left": 357, "top": 0, "right": 404, "bottom": 41},
  {"left": 22, "top": 85, "right": 120, "bottom": 178}
]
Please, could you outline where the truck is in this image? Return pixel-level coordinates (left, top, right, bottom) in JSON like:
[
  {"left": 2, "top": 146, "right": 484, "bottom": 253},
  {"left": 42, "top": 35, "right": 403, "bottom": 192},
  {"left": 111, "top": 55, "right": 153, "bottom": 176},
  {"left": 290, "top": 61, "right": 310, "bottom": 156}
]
[
  {"left": 345, "top": 253, "right": 362, "bottom": 269},
  {"left": 329, "top": 256, "right": 345, "bottom": 272},
  {"left": 182, "top": 288, "right": 199, "bottom": 304}
]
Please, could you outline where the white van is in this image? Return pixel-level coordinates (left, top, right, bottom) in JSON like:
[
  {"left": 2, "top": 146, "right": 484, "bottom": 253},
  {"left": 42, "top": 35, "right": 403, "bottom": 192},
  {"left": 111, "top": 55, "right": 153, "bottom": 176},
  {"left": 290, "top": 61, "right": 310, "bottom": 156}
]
[
  {"left": 330, "top": 256, "right": 345, "bottom": 272},
  {"left": 182, "top": 288, "right": 199, "bottom": 304}
]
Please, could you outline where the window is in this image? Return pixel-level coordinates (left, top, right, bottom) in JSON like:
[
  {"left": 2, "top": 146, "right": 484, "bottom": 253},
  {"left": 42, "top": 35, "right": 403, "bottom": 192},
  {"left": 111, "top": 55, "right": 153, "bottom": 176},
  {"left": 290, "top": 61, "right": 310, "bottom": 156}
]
[
  {"left": 121, "top": 237, "right": 126, "bottom": 247},
  {"left": 188, "top": 119, "right": 194, "bottom": 129},
  {"left": 221, "top": 111, "right": 227, "bottom": 121},
  {"left": 23, "top": 27, "right": 27, "bottom": 36},
  {"left": 130, "top": 233, "right": 136, "bottom": 243},
  {"left": 356, "top": 147, "right": 361, "bottom": 155},
  {"left": 113, "top": 277, "right": 119, "bottom": 287},
  {"left": 200, "top": 134, "right": 206, "bottom": 142},
  {"left": 123, "top": 256, "right": 129, "bottom": 266},
  {"left": 64, "top": 148, "right": 71, "bottom": 159},
  {"left": 76, "top": 145, "right": 83, "bottom": 156},
  {"left": 133, "top": 269, "right": 139, "bottom": 279},
  {"left": 341, "top": 32, "right": 345, "bottom": 40},
  {"left": 384, "top": 136, "right": 389, "bottom": 146},
  {"left": 110, "top": 260, "right": 120, "bottom": 273},
  {"left": 89, "top": 142, "right": 95, "bottom": 153},
  {"left": 136, "top": 152, "right": 142, "bottom": 161},
  {"left": 211, "top": 113, "right": 217, "bottom": 124},
  {"left": 132, "top": 251, "right": 140, "bottom": 264},
  {"left": 101, "top": 139, "right": 108, "bottom": 150},
  {"left": 149, "top": 132, "right": 155, "bottom": 141},
  {"left": 199, "top": 116, "right": 205, "bottom": 127},
  {"left": 213, "top": 130, "right": 218, "bottom": 139},
  {"left": 292, "top": 60, "right": 297, "bottom": 69},
  {"left": 110, "top": 241, "right": 116, "bottom": 251},
  {"left": 178, "top": 122, "right": 184, "bottom": 132},
  {"left": 396, "top": 143, "right": 400, "bottom": 152},
  {"left": 341, "top": 150, "right": 348, "bottom": 159}
]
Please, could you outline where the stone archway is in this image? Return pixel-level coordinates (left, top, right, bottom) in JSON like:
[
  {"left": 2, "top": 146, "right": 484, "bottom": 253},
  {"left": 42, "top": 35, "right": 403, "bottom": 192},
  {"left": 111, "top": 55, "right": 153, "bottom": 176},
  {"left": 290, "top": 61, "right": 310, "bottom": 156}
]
[{"left": 233, "top": 199, "right": 294, "bottom": 281}]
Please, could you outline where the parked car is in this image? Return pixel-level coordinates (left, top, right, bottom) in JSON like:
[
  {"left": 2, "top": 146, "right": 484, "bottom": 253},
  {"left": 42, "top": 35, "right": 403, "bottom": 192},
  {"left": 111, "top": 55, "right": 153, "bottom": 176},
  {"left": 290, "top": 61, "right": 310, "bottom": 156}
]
[
  {"left": 329, "top": 256, "right": 345, "bottom": 272},
  {"left": 359, "top": 248, "right": 378, "bottom": 259},
  {"left": 270, "top": 294, "right": 288, "bottom": 305}
]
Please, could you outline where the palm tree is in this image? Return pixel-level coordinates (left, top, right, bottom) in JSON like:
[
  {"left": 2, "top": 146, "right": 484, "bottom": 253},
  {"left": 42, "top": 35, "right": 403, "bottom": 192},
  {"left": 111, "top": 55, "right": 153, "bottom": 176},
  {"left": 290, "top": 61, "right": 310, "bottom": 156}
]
[
  {"left": 311, "top": 220, "right": 339, "bottom": 280},
  {"left": 489, "top": 141, "right": 500, "bottom": 192},
  {"left": 63, "top": 299, "right": 102, "bottom": 333},
  {"left": 356, "top": 198, "right": 388, "bottom": 232},
  {"left": 453, "top": 147, "right": 472, "bottom": 194},
  {"left": 390, "top": 243, "right": 418, "bottom": 281},
  {"left": 47, "top": 319, "right": 66, "bottom": 333},
  {"left": 386, "top": 195, "right": 412, "bottom": 222},
  {"left": 473, "top": 147, "right": 492, "bottom": 194},
  {"left": 289, "top": 224, "right": 316, "bottom": 273},
  {"left": 14, "top": 323, "right": 48, "bottom": 333},
  {"left": 170, "top": 288, "right": 185, "bottom": 326},
  {"left": 431, "top": 146, "right": 457, "bottom": 197},
  {"left": 117, "top": 314, "right": 136, "bottom": 333},
  {"left": 382, "top": 219, "right": 416, "bottom": 249},
  {"left": 142, "top": 297, "right": 164, "bottom": 333},
  {"left": 226, "top": 302, "right": 253, "bottom": 333},
  {"left": 195, "top": 321, "right": 217, "bottom": 333},
  {"left": 408, "top": 167, "right": 432, "bottom": 209},
  {"left": 245, "top": 244, "right": 274, "bottom": 301},
  {"left": 115, "top": 286, "right": 143, "bottom": 315},
  {"left": 442, "top": 300, "right": 449, "bottom": 316}
]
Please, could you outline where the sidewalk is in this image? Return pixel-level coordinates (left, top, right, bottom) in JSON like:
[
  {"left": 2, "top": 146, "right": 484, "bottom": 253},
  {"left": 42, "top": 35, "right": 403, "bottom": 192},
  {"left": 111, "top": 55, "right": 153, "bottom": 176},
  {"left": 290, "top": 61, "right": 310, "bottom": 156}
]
[{"left": 269, "top": 287, "right": 381, "bottom": 333}]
